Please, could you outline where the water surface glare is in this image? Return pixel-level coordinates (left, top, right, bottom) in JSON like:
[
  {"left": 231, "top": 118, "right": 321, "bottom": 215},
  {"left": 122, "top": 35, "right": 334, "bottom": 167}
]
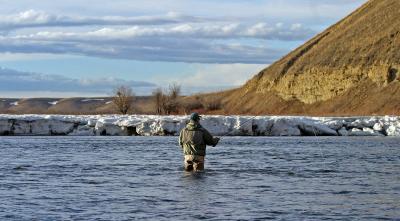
[{"left": 0, "top": 136, "right": 399, "bottom": 220}]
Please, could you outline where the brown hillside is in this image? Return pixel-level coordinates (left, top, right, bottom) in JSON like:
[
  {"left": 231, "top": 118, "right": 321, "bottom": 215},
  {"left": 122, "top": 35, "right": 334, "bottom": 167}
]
[
  {"left": 218, "top": 0, "right": 400, "bottom": 116},
  {"left": 0, "top": 97, "right": 155, "bottom": 115}
]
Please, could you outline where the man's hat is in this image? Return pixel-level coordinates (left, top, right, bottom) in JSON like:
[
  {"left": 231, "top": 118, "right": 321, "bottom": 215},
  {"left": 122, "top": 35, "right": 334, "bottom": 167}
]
[{"left": 190, "top": 112, "right": 201, "bottom": 121}]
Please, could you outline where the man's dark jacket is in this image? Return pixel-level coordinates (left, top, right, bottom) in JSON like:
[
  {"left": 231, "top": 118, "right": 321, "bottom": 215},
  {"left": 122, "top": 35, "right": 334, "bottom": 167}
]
[{"left": 179, "top": 120, "right": 218, "bottom": 156}]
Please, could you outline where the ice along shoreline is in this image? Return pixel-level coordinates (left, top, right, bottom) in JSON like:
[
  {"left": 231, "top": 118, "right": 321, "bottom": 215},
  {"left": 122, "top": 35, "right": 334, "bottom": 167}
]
[{"left": 0, "top": 114, "right": 399, "bottom": 136}]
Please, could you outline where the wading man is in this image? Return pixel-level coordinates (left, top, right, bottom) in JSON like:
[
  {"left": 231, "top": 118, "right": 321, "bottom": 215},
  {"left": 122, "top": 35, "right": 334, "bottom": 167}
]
[{"left": 179, "top": 113, "right": 220, "bottom": 171}]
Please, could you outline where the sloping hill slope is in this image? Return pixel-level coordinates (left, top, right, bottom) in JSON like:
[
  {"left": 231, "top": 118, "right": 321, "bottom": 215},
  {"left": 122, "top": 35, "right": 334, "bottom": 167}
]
[{"left": 219, "top": 0, "right": 400, "bottom": 116}]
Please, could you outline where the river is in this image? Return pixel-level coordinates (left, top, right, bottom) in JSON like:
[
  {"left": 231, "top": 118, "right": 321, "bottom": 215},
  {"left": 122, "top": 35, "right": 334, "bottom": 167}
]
[{"left": 0, "top": 136, "right": 399, "bottom": 220}]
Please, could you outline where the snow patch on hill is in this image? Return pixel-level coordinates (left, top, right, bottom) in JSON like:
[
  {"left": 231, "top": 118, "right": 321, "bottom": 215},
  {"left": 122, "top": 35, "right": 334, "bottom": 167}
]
[{"left": 48, "top": 101, "right": 59, "bottom": 105}]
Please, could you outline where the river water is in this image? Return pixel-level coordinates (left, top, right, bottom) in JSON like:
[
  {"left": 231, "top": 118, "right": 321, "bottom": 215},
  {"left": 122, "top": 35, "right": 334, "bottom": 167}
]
[{"left": 0, "top": 136, "right": 399, "bottom": 220}]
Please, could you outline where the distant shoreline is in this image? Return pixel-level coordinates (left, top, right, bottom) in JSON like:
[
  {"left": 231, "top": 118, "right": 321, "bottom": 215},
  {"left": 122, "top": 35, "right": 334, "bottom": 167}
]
[
  {"left": 2, "top": 97, "right": 399, "bottom": 117},
  {"left": 0, "top": 114, "right": 399, "bottom": 137}
]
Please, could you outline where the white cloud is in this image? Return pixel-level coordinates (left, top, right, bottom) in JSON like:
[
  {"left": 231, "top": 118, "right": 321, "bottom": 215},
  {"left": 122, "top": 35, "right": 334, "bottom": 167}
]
[
  {"left": 0, "top": 52, "right": 74, "bottom": 61},
  {"left": 176, "top": 63, "right": 266, "bottom": 87},
  {"left": 0, "top": 21, "right": 312, "bottom": 64},
  {"left": 10, "top": 22, "right": 313, "bottom": 41},
  {"left": 76, "top": 0, "right": 366, "bottom": 23},
  {"left": 0, "top": 10, "right": 204, "bottom": 30},
  {"left": 0, "top": 0, "right": 365, "bottom": 22},
  {"left": 0, "top": 9, "right": 316, "bottom": 64},
  {"left": 0, "top": 30, "right": 287, "bottom": 64},
  {"left": 0, "top": 1, "right": 369, "bottom": 37}
]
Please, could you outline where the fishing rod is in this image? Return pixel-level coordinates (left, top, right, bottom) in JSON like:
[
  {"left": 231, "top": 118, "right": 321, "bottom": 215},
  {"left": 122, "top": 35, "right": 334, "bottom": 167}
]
[{"left": 220, "top": 115, "right": 259, "bottom": 137}]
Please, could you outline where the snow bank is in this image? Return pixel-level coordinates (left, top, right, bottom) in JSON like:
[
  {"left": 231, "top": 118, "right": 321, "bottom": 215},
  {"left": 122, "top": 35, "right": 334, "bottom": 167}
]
[
  {"left": 81, "top": 98, "right": 105, "bottom": 102},
  {"left": 0, "top": 114, "right": 399, "bottom": 137},
  {"left": 48, "top": 101, "right": 59, "bottom": 105}
]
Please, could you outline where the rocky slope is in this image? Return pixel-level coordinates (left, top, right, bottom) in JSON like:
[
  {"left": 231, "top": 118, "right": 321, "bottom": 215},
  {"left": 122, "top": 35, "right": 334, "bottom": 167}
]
[{"left": 219, "top": 0, "right": 400, "bottom": 115}]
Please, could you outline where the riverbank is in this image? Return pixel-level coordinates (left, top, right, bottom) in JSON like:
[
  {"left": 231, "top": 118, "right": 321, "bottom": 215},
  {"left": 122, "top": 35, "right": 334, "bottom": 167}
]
[{"left": 0, "top": 114, "right": 399, "bottom": 136}]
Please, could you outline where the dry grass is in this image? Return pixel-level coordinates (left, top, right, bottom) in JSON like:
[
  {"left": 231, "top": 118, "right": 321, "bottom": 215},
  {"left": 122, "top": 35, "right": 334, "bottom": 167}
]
[
  {"left": 202, "top": 97, "right": 223, "bottom": 111},
  {"left": 180, "top": 96, "right": 204, "bottom": 114}
]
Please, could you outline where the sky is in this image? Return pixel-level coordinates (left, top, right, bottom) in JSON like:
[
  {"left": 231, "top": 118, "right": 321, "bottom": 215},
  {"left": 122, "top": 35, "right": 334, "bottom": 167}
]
[{"left": 0, "top": 0, "right": 367, "bottom": 97}]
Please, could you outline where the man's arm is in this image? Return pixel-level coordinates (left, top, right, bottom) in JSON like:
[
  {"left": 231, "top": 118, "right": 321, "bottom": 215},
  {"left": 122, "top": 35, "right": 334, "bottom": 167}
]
[
  {"left": 179, "top": 129, "right": 184, "bottom": 148},
  {"left": 202, "top": 129, "right": 220, "bottom": 147}
]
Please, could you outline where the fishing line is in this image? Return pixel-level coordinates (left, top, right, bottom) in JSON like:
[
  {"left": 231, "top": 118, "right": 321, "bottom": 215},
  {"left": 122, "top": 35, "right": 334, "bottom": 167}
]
[
  {"left": 301, "top": 106, "right": 328, "bottom": 170},
  {"left": 220, "top": 115, "right": 259, "bottom": 137},
  {"left": 309, "top": 121, "right": 328, "bottom": 170}
]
